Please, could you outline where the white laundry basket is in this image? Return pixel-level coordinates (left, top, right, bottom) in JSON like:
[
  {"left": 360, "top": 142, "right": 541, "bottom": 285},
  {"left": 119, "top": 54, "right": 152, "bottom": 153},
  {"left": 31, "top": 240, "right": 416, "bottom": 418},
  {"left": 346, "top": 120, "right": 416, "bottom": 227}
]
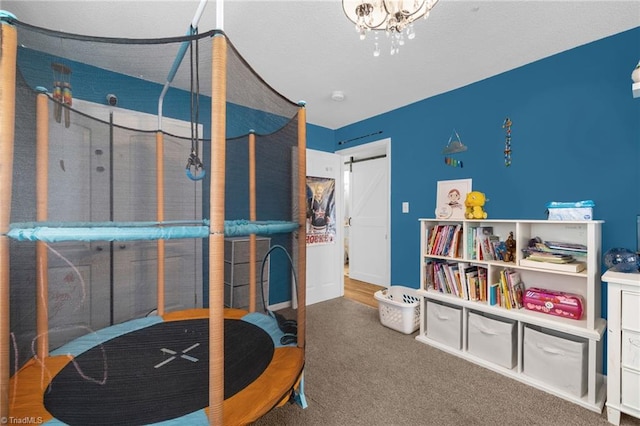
[{"left": 374, "top": 285, "right": 421, "bottom": 334}]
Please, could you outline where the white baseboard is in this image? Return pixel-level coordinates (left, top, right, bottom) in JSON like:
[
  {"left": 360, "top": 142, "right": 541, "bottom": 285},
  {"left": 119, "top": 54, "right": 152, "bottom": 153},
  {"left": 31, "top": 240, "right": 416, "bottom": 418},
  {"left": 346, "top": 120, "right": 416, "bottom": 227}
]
[{"left": 268, "top": 300, "right": 292, "bottom": 311}]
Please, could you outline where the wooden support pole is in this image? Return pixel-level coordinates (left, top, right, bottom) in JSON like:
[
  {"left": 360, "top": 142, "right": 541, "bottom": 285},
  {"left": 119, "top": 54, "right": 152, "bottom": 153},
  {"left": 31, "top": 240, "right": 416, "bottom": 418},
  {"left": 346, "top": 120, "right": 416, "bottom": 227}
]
[
  {"left": 248, "top": 132, "right": 257, "bottom": 312},
  {"left": 297, "top": 104, "right": 307, "bottom": 349},
  {"left": 208, "top": 33, "right": 226, "bottom": 426},
  {"left": 156, "top": 131, "right": 165, "bottom": 316},
  {"left": 0, "top": 20, "right": 17, "bottom": 420},
  {"left": 36, "top": 93, "right": 49, "bottom": 361}
]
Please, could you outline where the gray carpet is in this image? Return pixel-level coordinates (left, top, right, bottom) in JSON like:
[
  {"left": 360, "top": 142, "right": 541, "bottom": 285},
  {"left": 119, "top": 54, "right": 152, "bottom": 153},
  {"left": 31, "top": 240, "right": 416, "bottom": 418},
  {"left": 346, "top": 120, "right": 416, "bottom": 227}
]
[{"left": 254, "top": 297, "right": 640, "bottom": 426}]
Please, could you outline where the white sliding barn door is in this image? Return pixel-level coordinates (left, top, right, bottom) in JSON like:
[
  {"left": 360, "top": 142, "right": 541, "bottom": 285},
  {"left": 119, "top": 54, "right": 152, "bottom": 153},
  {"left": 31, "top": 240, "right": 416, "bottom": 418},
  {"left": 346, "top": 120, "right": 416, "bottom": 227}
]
[{"left": 339, "top": 139, "right": 390, "bottom": 287}]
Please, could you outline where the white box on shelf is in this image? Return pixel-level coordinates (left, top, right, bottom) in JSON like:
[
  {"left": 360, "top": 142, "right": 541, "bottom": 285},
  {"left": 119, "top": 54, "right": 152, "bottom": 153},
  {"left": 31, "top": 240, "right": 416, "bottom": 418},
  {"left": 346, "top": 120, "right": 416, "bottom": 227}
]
[
  {"left": 467, "top": 311, "right": 516, "bottom": 369},
  {"left": 374, "top": 286, "right": 420, "bottom": 334},
  {"left": 523, "top": 325, "right": 588, "bottom": 397},
  {"left": 426, "top": 300, "right": 462, "bottom": 349},
  {"left": 545, "top": 200, "right": 594, "bottom": 221}
]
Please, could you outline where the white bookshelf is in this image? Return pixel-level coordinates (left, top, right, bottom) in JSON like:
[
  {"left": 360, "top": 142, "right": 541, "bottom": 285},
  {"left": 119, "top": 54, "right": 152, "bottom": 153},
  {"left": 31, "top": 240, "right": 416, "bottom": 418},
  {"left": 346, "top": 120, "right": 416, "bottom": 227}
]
[{"left": 416, "top": 218, "right": 606, "bottom": 413}]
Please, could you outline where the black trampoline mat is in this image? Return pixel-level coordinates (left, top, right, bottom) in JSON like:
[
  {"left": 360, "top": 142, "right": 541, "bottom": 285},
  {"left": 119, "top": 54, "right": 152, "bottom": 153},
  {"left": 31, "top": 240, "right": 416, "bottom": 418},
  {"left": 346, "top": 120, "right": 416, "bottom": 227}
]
[{"left": 44, "top": 318, "right": 275, "bottom": 425}]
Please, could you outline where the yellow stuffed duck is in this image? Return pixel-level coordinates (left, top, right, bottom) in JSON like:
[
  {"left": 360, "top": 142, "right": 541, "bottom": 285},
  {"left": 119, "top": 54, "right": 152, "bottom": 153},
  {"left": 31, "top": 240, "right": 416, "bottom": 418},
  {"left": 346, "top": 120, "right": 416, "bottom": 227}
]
[{"left": 465, "top": 191, "right": 488, "bottom": 219}]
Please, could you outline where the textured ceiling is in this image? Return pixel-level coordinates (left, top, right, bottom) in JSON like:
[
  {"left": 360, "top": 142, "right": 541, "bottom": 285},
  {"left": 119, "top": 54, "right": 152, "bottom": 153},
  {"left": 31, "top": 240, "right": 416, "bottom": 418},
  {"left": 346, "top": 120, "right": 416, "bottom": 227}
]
[{"left": 3, "top": 0, "right": 639, "bottom": 129}]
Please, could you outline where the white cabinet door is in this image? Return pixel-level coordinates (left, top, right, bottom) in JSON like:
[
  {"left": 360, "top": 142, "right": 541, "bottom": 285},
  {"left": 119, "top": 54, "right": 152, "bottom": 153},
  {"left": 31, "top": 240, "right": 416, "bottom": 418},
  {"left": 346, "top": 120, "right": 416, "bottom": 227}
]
[
  {"left": 112, "top": 130, "right": 202, "bottom": 322},
  {"left": 46, "top": 108, "right": 111, "bottom": 349}
]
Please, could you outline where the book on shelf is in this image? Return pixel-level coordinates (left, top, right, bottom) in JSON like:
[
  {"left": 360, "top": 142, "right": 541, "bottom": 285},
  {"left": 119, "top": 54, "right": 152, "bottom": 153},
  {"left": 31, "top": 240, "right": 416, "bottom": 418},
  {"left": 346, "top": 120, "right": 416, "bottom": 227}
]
[
  {"left": 496, "top": 268, "right": 525, "bottom": 310},
  {"left": 505, "top": 269, "right": 523, "bottom": 309},
  {"left": 457, "top": 262, "right": 470, "bottom": 300},
  {"left": 489, "top": 283, "right": 498, "bottom": 306},
  {"left": 498, "top": 270, "right": 512, "bottom": 309},
  {"left": 519, "top": 258, "right": 586, "bottom": 273},
  {"left": 526, "top": 251, "right": 574, "bottom": 263},
  {"left": 427, "top": 224, "right": 463, "bottom": 257},
  {"left": 424, "top": 260, "right": 435, "bottom": 290},
  {"left": 544, "top": 240, "right": 587, "bottom": 253}
]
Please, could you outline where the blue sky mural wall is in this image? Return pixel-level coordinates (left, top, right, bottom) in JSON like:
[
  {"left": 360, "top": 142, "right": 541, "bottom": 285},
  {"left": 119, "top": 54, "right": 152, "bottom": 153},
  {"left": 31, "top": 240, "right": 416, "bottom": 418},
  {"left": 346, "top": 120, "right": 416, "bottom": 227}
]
[{"left": 333, "top": 27, "right": 640, "bottom": 319}]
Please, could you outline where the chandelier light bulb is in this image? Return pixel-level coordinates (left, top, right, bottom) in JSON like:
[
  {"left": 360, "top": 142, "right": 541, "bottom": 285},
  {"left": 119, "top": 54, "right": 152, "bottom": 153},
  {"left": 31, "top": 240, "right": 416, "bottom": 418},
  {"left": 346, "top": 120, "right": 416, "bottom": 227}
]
[{"left": 406, "top": 24, "right": 415, "bottom": 40}]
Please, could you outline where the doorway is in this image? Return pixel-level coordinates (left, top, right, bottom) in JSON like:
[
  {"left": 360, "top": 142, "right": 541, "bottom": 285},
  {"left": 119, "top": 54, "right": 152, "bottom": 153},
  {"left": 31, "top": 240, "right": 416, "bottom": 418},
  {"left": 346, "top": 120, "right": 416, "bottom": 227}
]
[{"left": 338, "top": 138, "right": 391, "bottom": 290}]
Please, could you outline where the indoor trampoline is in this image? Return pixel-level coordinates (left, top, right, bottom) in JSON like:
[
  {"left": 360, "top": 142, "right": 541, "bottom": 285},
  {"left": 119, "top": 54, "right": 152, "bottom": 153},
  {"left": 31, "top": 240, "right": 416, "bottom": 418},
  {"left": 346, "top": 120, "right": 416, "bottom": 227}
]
[{"left": 0, "top": 2, "right": 308, "bottom": 424}]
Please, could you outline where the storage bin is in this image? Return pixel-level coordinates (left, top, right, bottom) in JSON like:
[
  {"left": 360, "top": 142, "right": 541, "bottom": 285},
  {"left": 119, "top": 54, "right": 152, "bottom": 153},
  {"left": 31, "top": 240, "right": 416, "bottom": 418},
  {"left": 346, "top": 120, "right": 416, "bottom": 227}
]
[
  {"left": 468, "top": 311, "right": 516, "bottom": 369},
  {"left": 374, "top": 286, "right": 420, "bottom": 334},
  {"left": 523, "top": 325, "right": 587, "bottom": 397},
  {"left": 426, "top": 300, "right": 462, "bottom": 349}
]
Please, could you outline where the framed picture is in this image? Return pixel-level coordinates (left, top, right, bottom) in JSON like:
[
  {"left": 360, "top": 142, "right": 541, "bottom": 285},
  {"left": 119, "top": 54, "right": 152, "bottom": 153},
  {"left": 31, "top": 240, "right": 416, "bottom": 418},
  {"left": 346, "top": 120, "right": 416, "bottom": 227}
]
[{"left": 435, "top": 179, "right": 472, "bottom": 219}]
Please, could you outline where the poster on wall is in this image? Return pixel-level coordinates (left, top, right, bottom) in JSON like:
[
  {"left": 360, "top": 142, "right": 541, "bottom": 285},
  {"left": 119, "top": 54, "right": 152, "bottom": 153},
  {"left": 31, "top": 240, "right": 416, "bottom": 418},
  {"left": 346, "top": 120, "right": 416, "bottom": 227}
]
[
  {"left": 306, "top": 176, "right": 336, "bottom": 246},
  {"left": 435, "top": 178, "right": 472, "bottom": 219}
]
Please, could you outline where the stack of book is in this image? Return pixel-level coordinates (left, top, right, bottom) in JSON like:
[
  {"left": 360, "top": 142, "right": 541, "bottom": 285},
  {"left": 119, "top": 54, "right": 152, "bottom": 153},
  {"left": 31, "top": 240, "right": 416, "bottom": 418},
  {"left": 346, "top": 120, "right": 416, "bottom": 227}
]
[
  {"left": 520, "top": 238, "right": 587, "bottom": 272},
  {"left": 494, "top": 268, "right": 525, "bottom": 309},
  {"left": 424, "top": 259, "right": 488, "bottom": 302},
  {"left": 426, "top": 224, "right": 463, "bottom": 258}
]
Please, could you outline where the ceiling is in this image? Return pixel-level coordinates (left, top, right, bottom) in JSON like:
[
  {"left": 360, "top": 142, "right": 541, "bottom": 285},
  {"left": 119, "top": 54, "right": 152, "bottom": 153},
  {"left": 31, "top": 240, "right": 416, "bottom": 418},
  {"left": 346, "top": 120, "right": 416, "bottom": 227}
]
[{"left": 3, "top": 0, "right": 639, "bottom": 129}]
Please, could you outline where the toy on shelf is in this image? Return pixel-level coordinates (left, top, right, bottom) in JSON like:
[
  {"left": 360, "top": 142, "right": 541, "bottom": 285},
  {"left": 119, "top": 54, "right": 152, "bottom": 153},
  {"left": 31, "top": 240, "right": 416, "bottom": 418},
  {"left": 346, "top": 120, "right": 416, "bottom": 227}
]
[
  {"left": 465, "top": 191, "right": 488, "bottom": 219},
  {"left": 504, "top": 231, "right": 516, "bottom": 262}
]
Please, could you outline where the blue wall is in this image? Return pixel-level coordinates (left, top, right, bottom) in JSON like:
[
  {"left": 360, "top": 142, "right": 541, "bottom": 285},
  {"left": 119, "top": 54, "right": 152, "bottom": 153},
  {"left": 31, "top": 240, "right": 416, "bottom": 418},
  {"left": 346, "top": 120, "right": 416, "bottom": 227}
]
[
  {"left": 17, "top": 28, "right": 639, "bottom": 308},
  {"left": 334, "top": 28, "right": 640, "bottom": 300}
]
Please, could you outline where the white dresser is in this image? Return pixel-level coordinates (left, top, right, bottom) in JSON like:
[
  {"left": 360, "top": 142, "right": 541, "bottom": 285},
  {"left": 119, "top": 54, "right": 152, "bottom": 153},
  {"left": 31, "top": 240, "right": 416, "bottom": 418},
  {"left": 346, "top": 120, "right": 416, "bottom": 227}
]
[{"left": 602, "top": 269, "right": 640, "bottom": 425}]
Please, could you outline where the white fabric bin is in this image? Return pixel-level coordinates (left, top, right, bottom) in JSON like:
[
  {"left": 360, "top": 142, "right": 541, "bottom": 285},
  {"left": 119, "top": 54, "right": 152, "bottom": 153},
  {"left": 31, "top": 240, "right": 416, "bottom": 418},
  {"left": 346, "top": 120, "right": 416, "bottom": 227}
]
[
  {"left": 468, "top": 311, "right": 516, "bottom": 369},
  {"left": 523, "top": 325, "right": 587, "bottom": 397},
  {"left": 426, "top": 300, "right": 462, "bottom": 349}
]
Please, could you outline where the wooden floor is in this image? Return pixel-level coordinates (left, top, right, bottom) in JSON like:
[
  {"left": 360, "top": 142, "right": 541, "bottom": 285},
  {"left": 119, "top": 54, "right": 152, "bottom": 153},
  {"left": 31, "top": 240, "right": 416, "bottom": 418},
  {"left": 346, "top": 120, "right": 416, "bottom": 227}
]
[{"left": 343, "top": 267, "right": 385, "bottom": 309}]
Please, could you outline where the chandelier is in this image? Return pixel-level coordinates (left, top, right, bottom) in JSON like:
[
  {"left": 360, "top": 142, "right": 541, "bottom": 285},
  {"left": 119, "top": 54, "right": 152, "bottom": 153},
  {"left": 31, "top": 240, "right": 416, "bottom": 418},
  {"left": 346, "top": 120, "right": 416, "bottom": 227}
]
[{"left": 342, "top": 0, "right": 439, "bottom": 56}]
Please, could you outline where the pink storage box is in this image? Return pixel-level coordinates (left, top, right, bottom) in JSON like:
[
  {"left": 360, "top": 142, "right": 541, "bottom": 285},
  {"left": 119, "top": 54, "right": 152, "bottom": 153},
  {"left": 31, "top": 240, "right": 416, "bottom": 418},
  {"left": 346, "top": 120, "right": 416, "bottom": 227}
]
[{"left": 523, "top": 287, "right": 584, "bottom": 320}]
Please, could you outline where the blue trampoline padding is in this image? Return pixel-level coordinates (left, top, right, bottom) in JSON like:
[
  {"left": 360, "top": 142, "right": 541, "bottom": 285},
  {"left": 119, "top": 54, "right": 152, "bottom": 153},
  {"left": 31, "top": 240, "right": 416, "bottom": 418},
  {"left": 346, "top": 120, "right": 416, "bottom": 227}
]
[
  {"left": 7, "top": 225, "right": 210, "bottom": 242},
  {"left": 224, "top": 220, "right": 299, "bottom": 237},
  {"left": 242, "top": 312, "right": 296, "bottom": 348},
  {"left": 6, "top": 220, "right": 299, "bottom": 242},
  {"left": 49, "top": 312, "right": 294, "bottom": 359},
  {"left": 45, "top": 410, "right": 211, "bottom": 426}
]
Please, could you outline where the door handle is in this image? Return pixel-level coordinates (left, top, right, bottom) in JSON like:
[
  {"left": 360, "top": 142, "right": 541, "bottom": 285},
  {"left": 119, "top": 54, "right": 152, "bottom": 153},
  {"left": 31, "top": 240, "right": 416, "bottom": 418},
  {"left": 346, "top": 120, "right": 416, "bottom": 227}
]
[{"left": 348, "top": 217, "right": 352, "bottom": 226}]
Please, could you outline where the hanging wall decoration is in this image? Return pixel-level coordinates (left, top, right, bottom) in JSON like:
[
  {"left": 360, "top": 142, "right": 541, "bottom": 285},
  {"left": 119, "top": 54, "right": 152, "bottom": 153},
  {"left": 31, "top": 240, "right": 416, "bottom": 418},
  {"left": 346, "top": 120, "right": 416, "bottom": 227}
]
[
  {"left": 503, "top": 117, "right": 512, "bottom": 166},
  {"left": 442, "top": 129, "right": 467, "bottom": 168},
  {"left": 52, "top": 62, "right": 73, "bottom": 128}
]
